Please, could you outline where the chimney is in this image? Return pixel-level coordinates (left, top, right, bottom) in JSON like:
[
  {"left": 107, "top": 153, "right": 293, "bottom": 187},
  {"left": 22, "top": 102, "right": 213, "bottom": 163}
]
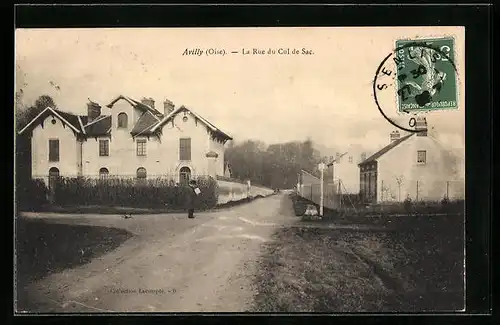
[
  {"left": 415, "top": 116, "right": 428, "bottom": 136},
  {"left": 87, "top": 101, "right": 101, "bottom": 122},
  {"left": 390, "top": 130, "right": 401, "bottom": 142},
  {"left": 141, "top": 97, "right": 155, "bottom": 109},
  {"left": 164, "top": 99, "right": 175, "bottom": 116}
]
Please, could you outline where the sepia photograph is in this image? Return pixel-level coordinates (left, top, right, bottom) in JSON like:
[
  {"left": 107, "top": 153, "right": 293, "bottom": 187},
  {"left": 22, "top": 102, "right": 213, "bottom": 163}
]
[{"left": 14, "top": 26, "right": 465, "bottom": 313}]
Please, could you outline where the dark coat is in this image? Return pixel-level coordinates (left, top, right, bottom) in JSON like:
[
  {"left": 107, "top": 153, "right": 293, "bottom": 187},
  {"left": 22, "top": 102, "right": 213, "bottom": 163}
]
[{"left": 185, "top": 185, "right": 198, "bottom": 209}]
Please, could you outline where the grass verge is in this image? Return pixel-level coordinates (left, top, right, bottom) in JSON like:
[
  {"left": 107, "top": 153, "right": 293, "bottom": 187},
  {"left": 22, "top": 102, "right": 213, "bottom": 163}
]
[
  {"left": 16, "top": 217, "right": 134, "bottom": 284},
  {"left": 251, "top": 216, "right": 464, "bottom": 313}
]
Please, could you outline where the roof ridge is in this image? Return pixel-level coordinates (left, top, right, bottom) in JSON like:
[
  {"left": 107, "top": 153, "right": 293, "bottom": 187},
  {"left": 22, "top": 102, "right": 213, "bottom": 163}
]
[
  {"left": 53, "top": 108, "right": 79, "bottom": 116},
  {"left": 18, "top": 106, "right": 81, "bottom": 135},
  {"left": 77, "top": 115, "right": 86, "bottom": 134},
  {"left": 149, "top": 105, "right": 232, "bottom": 140},
  {"left": 84, "top": 115, "right": 110, "bottom": 128},
  {"left": 359, "top": 133, "right": 414, "bottom": 165},
  {"left": 126, "top": 96, "right": 163, "bottom": 119}
]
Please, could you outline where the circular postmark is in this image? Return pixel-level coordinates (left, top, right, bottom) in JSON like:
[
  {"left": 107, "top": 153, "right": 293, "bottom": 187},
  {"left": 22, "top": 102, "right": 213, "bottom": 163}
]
[{"left": 373, "top": 38, "right": 458, "bottom": 133}]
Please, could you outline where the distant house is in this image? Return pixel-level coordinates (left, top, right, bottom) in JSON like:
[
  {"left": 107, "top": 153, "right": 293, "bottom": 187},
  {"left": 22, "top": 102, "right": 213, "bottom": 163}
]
[
  {"left": 18, "top": 95, "right": 232, "bottom": 185},
  {"left": 358, "top": 118, "right": 465, "bottom": 203},
  {"left": 329, "top": 146, "right": 372, "bottom": 195}
]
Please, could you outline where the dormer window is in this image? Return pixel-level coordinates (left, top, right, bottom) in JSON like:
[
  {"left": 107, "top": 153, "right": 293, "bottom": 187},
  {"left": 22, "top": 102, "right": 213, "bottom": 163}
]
[{"left": 117, "top": 112, "right": 128, "bottom": 128}]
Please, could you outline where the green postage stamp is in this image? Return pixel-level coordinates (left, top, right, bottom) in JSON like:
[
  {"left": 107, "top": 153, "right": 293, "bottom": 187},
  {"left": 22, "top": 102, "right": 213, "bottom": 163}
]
[{"left": 394, "top": 37, "right": 458, "bottom": 113}]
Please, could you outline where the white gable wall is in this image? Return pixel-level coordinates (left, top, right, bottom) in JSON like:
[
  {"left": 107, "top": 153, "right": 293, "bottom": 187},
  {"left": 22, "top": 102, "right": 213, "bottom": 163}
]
[
  {"left": 31, "top": 115, "right": 80, "bottom": 179},
  {"left": 377, "top": 135, "right": 465, "bottom": 202},
  {"left": 208, "top": 132, "right": 226, "bottom": 176},
  {"left": 332, "top": 160, "right": 360, "bottom": 194},
  {"left": 156, "top": 111, "right": 220, "bottom": 179}
]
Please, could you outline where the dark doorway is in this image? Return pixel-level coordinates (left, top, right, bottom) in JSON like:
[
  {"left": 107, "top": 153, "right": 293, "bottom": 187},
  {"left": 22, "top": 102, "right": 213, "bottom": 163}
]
[{"left": 179, "top": 166, "right": 191, "bottom": 185}]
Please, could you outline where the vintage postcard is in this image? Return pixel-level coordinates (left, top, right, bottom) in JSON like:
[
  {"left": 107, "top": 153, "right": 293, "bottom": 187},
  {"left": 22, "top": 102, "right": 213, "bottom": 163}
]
[{"left": 15, "top": 27, "right": 465, "bottom": 313}]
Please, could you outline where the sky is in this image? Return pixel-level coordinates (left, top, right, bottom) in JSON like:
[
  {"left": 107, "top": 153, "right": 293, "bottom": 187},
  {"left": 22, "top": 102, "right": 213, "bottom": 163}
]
[{"left": 15, "top": 27, "right": 465, "bottom": 152}]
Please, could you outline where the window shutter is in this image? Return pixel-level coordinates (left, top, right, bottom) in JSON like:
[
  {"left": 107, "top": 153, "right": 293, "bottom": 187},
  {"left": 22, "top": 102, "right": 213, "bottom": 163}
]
[
  {"left": 49, "top": 139, "right": 59, "bottom": 162},
  {"left": 180, "top": 138, "right": 191, "bottom": 161}
]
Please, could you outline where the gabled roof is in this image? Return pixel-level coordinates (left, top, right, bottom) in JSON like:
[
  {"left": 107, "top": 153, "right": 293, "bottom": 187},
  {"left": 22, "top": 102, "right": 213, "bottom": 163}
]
[
  {"left": 131, "top": 111, "right": 159, "bottom": 136},
  {"left": 18, "top": 106, "right": 82, "bottom": 135},
  {"left": 53, "top": 109, "right": 83, "bottom": 132},
  {"left": 106, "top": 95, "right": 163, "bottom": 120},
  {"left": 150, "top": 105, "right": 232, "bottom": 141},
  {"left": 358, "top": 133, "right": 414, "bottom": 166},
  {"left": 84, "top": 115, "right": 111, "bottom": 136},
  {"left": 17, "top": 106, "right": 112, "bottom": 137}
]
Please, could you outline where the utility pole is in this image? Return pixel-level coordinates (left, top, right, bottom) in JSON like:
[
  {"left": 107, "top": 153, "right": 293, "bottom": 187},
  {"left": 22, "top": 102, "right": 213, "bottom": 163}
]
[
  {"left": 338, "top": 180, "right": 342, "bottom": 210},
  {"left": 318, "top": 162, "right": 326, "bottom": 217},
  {"left": 327, "top": 151, "right": 348, "bottom": 211}
]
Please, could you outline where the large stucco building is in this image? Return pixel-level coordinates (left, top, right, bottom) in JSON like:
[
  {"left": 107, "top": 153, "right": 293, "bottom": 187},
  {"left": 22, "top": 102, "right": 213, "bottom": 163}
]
[{"left": 18, "top": 96, "right": 232, "bottom": 185}]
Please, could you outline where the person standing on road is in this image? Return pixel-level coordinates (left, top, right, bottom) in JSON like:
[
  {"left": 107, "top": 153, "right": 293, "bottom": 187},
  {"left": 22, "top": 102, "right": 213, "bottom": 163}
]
[{"left": 186, "top": 179, "right": 201, "bottom": 219}]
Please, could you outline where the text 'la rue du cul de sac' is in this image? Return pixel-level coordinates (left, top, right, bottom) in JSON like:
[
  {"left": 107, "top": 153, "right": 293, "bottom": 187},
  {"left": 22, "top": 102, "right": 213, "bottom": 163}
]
[{"left": 182, "top": 47, "right": 314, "bottom": 56}]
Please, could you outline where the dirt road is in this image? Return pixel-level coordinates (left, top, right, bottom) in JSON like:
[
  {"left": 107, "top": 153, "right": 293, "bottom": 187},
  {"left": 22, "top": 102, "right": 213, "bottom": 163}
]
[
  {"left": 17, "top": 194, "right": 296, "bottom": 313},
  {"left": 16, "top": 193, "right": 464, "bottom": 313}
]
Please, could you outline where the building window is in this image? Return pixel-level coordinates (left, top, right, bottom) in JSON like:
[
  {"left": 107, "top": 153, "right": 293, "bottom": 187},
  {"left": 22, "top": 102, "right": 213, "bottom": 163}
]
[
  {"left": 417, "top": 150, "right": 427, "bottom": 164},
  {"left": 136, "top": 139, "right": 147, "bottom": 156},
  {"left": 49, "top": 139, "right": 59, "bottom": 162},
  {"left": 371, "top": 173, "right": 377, "bottom": 201},
  {"left": 99, "top": 139, "right": 109, "bottom": 156},
  {"left": 179, "top": 138, "right": 191, "bottom": 161},
  {"left": 348, "top": 156, "right": 353, "bottom": 163},
  {"left": 117, "top": 112, "right": 128, "bottom": 128},
  {"left": 99, "top": 167, "right": 109, "bottom": 179},
  {"left": 136, "top": 167, "right": 147, "bottom": 179},
  {"left": 367, "top": 173, "right": 371, "bottom": 197}
]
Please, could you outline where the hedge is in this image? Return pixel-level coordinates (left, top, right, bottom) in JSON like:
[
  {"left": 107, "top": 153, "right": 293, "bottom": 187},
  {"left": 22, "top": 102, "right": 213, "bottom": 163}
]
[
  {"left": 16, "top": 178, "right": 49, "bottom": 211},
  {"left": 49, "top": 176, "right": 219, "bottom": 209},
  {"left": 15, "top": 176, "right": 218, "bottom": 211}
]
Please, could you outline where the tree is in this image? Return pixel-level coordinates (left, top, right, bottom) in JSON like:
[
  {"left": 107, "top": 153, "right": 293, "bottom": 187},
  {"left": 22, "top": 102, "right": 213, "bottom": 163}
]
[
  {"left": 224, "top": 137, "right": 323, "bottom": 189},
  {"left": 16, "top": 95, "right": 57, "bottom": 131},
  {"left": 15, "top": 63, "right": 27, "bottom": 112},
  {"left": 225, "top": 140, "right": 268, "bottom": 184},
  {"left": 395, "top": 176, "right": 404, "bottom": 202}
]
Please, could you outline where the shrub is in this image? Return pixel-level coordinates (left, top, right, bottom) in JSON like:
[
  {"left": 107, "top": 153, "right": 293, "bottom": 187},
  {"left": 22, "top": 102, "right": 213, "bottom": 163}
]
[
  {"left": 403, "top": 196, "right": 413, "bottom": 213},
  {"left": 16, "top": 179, "right": 49, "bottom": 211},
  {"left": 195, "top": 176, "right": 219, "bottom": 209}
]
